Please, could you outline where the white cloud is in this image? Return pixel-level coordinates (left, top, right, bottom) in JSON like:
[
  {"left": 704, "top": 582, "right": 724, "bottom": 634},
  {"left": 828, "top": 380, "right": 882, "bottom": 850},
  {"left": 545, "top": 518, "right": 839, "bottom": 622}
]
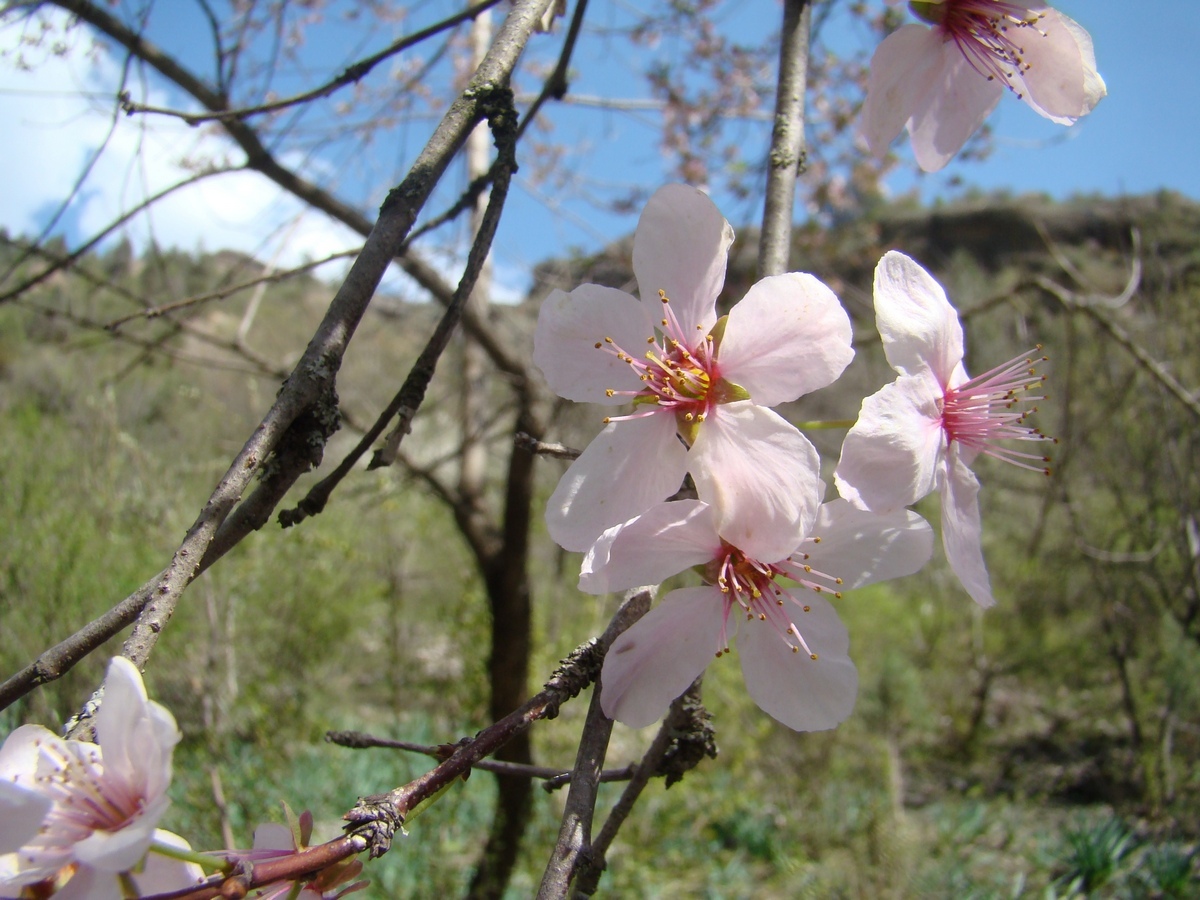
[
  {"left": 0, "top": 10, "right": 361, "bottom": 274},
  {"left": 0, "top": 10, "right": 537, "bottom": 305}
]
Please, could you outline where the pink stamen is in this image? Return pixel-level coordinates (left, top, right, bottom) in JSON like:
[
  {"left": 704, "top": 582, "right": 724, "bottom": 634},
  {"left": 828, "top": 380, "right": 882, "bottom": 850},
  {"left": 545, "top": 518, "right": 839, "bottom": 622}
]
[
  {"left": 926, "top": 1, "right": 1047, "bottom": 100},
  {"left": 594, "top": 290, "right": 722, "bottom": 433},
  {"left": 942, "top": 347, "right": 1055, "bottom": 474},
  {"left": 709, "top": 542, "right": 836, "bottom": 661}
]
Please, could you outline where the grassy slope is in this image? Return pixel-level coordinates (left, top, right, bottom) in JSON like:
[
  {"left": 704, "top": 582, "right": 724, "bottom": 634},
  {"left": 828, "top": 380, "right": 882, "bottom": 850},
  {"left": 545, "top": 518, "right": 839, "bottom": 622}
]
[{"left": 1, "top": 192, "right": 1198, "bottom": 897}]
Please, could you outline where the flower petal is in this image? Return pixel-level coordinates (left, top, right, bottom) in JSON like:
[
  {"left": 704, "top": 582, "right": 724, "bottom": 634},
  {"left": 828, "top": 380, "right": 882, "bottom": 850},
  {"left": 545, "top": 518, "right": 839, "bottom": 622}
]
[
  {"left": 600, "top": 586, "right": 725, "bottom": 728},
  {"left": 580, "top": 500, "right": 720, "bottom": 594},
  {"left": 873, "top": 251, "right": 964, "bottom": 383},
  {"left": 834, "top": 376, "right": 945, "bottom": 513},
  {"left": 48, "top": 866, "right": 122, "bottom": 900},
  {"left": 907, "top": 42, "right": 1003, "bottom": 173},
  {"left": 801, "top": 500, "right": 934, "bottom": 589},
  {"left": 0, "top": 780, "right": 50, "bottom": 854},
  {"left": 1014, "top": 8, "right": 1104, "bottom": 122},
  {"left": 690, "top": 403, "right": 822, "bottom": 563},
  {"left": 253, "top": 822, "right": 297, "bottom": 853},
  {"left": 0, "top": 724, "right": 57, "bottom": 790},
  {"left": 736, "top": 595, "right": 858, "bottom": 731},
  {"left": 860, "top": 24, "right": 944, "bottom": 157},
  {"left": 545, "top": 416, "right": 688, "bottom": 552},
  {"left": 73, "top": 793, "right": 169, "bottom": 872},
  {"left": 132, "top": 831, "right": 206, "bottom": 896},
  {"left": 632, "top": 184, "right": 733, "bottom": 337},
  {"left": 533, "top": 284, "right": 656, "bottom": 404},
  {"left": 1056, "top": 10, "right": 1106, "bottom": 115},
  {"left": 941, "top": 448, "right": 995, "bottom": 608},
  {"left": 717, "top": 273, "right": 854, "bottom": 406},
  {"left": 96, "top": 657, "right": 179, "bottom": 807}
]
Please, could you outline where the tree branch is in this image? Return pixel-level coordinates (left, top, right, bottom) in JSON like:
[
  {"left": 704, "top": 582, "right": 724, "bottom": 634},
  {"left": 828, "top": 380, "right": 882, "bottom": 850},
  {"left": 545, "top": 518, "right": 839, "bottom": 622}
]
[
  {"left": 2, "top": 0, "right": 555, "bottom": 723},
  {"left": 758, "top": 0, "right": 811, "bottom": 277},
  {"left": 120, "top": 0, "right": 505, "bottom": 124}
]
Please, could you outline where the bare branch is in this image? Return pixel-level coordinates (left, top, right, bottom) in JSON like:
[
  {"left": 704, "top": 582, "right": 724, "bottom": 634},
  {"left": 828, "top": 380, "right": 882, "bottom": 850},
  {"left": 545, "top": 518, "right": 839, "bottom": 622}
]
[
  {"left": 758, "top": 0, "right": 812, "bottom": 277},
  {"left": 515, "top": 432, "right": 581, "bottom": 460},
  {"left": 277, "top": 86, "right": 520, "bottom": 527},
  {"left": 325, "top": 731, "right": 636, "bottom": 787},
  {"left": 120, "top": 0, "right": 505, "bottom": 124},
  {"left": 0, "top": 167, "right": 233, "bottom": 303},
  {"left": 1035, "top": 275, "right": 1200, "bottom": 422},
  {"left": 144, "top": 589, "right": 650, "bottom": 900},
  {"left": 516, "top": 0, "right": 590, "bottom": 141},
  {"left": 104, "top": 248, "right": 359, "bottom": 329},
  {"left": 2, "top": 0, "right": 556, "bottom": 722},
  {"left": 536, "top": 665, "right": 616, "bottom": 899},
  {"left": 573, "top": 679, "right": 717, "bottom": 898}
]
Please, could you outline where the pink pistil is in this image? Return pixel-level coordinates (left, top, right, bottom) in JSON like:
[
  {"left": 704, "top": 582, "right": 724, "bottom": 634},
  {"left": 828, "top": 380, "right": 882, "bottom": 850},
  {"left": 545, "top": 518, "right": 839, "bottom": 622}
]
[{"left": 597, "top": 290, "right": 719, "bottom": 430}]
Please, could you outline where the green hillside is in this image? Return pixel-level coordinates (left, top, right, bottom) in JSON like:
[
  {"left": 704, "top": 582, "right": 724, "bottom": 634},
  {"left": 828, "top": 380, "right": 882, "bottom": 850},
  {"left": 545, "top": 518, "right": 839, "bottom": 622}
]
[{"left": 1, "top": 190, "right": 1197, "bottom": 897}]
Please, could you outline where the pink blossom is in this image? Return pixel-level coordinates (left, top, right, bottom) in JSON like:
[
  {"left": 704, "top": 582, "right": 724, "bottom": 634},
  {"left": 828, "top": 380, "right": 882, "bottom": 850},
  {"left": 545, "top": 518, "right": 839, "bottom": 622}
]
[
  {"left": 580, "top": 498, "right": 933, "bottom": 731},
  {"left": 534, "top": 184, "right": 853, "bottom": 561},
  {"left": 862, "top": 1, "right": 1106, "bottom": 171},
  {"left": 0, "top": 657, "right": 200, "bottom": 898},
  {"left": 244, "top": 820, "right": 367, "bottom": 899},
  {"left": 834, "top": 251, "right": 1054, "bottom": 607}
]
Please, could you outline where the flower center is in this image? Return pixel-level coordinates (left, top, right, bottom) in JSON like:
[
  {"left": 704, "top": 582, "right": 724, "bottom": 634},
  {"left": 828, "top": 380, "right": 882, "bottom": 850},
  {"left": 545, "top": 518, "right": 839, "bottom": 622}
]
[
  {"left": 596, "top": 290, "right": 747, "bottom": 444},
  {"left": 910, "top": 0, "right": 1047, "bottom": 100},
  {"left": 701, "top": 540, "right": 844, "bottom": 661},
  {"left": 941, "top": 346, "right": 1056, "bottom": 473},
  {"left": 31, "top": 737, "right": 139, "bottom": 840}
]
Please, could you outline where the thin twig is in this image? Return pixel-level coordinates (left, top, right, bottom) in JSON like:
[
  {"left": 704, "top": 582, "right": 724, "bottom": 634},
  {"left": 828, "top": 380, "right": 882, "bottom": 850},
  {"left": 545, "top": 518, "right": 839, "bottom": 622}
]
[
  {"left": 104, "top": 248, "right": 359, "bottom": 328},
  {"left": 2, "top": 0, "right": 555, "bottom": 723},
  {"left": 120, "top": 0, "right": 504, "bottom": 124},
  {"left": 515, "top": 432, "right": 581, "bottom": 460},
  {"left": 0, "top": 167, "right": 232, "bottom": 304},
  {"left": 1035, "top": 275, "right": 1200, "bottom": 422},
  {"left": 536, "top": 660, "right": 617, "bottom": 899},
  {"left": 758, "top": 0, "right": 812, "bottom": 278},
  {"left": 516, "top": 0, "right": 590, "bottom": 142},
  {"left": 573, "top": 679, "right": 716, "bottom": 898},
  {"left": 324, "top": 732, "right": 635, "bottom": 788},
  {"left": 277, "top": 85, "right": 520, "bottom": 527},
  {"left": 144, "top": 590, "right": 651, "bottom": 900}
]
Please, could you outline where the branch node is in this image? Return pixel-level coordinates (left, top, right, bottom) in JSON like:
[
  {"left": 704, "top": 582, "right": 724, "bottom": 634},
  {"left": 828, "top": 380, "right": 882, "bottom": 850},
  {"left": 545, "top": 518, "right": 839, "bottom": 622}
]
[{"left": 343, "top": 795, "right": 406, "bottom": 859}]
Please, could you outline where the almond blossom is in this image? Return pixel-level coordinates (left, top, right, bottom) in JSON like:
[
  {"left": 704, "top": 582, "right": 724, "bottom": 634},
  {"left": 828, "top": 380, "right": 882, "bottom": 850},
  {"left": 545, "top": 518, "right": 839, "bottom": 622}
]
[
  {"left": 862, "top": 1, "right": 1106, "bottom": 172},
  {"left": 0, "top": 656, "right": 202, "bottom": 899},
  {"left": 580, "top": 497, "right": 933, "bottom": 731},
  {"left": 834, "top": 251, "right": 1054, "bottom": 608},
  {"left": 534, "top": 183, "right": 854, "bottom": 562}
]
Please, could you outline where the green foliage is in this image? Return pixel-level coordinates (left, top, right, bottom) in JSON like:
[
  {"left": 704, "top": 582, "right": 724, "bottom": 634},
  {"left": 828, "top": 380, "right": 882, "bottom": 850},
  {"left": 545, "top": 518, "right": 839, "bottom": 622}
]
[
  {"left": 1061, "top": 817, "right": 1137, "bottom": 892},
  {"left": 3, "top": 194, "right": 1200, "bottom": 896}
]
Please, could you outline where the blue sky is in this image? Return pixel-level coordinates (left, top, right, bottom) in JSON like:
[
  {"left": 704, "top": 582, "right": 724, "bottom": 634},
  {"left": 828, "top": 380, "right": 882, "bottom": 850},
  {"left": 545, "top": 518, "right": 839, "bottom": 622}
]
[
  {"left": 1, "top": 0, "right": 1196, "bottom": 298},
  {"left": 894, "top": 0, "right": 1200, "bottom": 202}
]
